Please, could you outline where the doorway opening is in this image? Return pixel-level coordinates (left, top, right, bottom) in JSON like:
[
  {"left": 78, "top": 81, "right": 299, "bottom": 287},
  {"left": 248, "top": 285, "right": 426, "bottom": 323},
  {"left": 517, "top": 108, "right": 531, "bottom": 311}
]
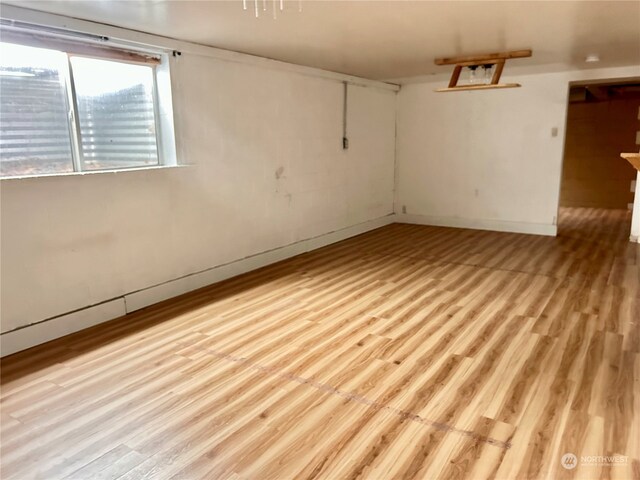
[{"left": 557, "top": 79, "right": 640, "bottom": 241}]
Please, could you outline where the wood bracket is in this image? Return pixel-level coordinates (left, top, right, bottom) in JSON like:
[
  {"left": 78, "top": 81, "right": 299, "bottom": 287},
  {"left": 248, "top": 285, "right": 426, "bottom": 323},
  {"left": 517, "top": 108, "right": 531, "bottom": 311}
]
[{"left": 434, "top": 49, "right": 531, "bottom": 92}]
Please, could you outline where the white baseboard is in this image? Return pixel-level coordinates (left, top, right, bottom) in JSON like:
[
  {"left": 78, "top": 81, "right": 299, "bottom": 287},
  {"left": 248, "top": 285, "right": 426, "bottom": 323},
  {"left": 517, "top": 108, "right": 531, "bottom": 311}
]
[
  {"left": 0, "top": 299, "right": 126, "bottom": 357},
  {"left": 396, "top": 213, "right": 557, "bottom": 236},
  {"left": 1, "top": 212, "right": 560, "bottom": 357},
  {"left": 125, "top": 214, "right": 395, "bottom": 312},
  {"left": 0, "top": 214, "right": 395, "bottom": 357}
]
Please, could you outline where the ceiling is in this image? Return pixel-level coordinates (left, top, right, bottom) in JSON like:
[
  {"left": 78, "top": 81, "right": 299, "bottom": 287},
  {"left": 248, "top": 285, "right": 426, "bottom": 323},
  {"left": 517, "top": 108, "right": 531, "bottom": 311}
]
[{"left": 5, "top": 1, "right": 640, "bottom": 82}]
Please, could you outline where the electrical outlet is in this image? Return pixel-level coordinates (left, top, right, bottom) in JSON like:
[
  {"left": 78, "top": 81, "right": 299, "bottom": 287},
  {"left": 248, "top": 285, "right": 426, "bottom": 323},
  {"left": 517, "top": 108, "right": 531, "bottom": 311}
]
[{"left": 402, "top": 205, "right": 407, "bottom": 214}]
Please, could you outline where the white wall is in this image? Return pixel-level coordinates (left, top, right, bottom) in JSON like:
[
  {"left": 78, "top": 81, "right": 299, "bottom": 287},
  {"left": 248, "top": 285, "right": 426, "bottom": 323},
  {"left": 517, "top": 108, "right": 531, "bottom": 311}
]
[
  {"left": 0, "top": 9, "right": 397, "bottom": 353},
  {"left": 395, "top": 66, "right": 640, "bottom": 235},
  {"left": 2, "top": 8, "right": 638, "bottom": 356}
]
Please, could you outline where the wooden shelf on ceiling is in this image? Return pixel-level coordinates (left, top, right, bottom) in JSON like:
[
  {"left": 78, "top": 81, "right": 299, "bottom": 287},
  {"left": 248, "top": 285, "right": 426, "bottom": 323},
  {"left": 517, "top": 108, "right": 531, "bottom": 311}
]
[
  {"left": 435, "top": 83, "right": 521, "bottom": 92},
  {"left": 621, "top": 153, "right": 640, "bottom": 171},
  {"left": 434, "top": 49, "right": 531, "bottom": 92},
  {"left": 434, "top": 50, "right": 532, "bottom": 66}
]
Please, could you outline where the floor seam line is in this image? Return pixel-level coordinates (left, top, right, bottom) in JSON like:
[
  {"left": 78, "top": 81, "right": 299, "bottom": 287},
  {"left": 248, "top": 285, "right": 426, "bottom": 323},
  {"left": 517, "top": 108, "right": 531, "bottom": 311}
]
[{"left": 178, "top": 342, "right": 513, "bottom": 450}]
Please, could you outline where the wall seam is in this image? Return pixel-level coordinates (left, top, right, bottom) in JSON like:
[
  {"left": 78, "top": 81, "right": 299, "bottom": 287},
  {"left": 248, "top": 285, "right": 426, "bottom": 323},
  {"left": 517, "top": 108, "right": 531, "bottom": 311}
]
[{"left": 392, "top": 85, "right": 401, "bottom": 214}]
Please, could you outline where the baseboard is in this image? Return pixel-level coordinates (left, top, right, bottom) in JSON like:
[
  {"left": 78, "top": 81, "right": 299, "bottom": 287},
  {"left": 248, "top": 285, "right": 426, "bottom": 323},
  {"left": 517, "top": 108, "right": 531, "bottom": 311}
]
[
  {"left": 124, "top": 214, "right": 395, "bottom": 312},
  {"left": 0, "top": 214, "right": 395, "bottom": 357},
  {"left": 396, "top": 213, "right": 557, "bottom": 236},
  {"left": 0, "top": 299, "right": 126, "bottom": 357}
]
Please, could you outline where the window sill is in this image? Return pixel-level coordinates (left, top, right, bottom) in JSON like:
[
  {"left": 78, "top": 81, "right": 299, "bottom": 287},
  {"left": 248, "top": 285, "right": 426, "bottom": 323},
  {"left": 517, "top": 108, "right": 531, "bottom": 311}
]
[{"left": 0, "top": 164, "right": 188, "bottom": 181}]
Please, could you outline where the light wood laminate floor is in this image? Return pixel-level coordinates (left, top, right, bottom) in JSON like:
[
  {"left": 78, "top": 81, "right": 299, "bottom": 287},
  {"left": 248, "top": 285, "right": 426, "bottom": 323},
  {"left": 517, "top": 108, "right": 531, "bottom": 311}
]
[{"left": 1, "top": 207, "right": 639, "bottom": 480}]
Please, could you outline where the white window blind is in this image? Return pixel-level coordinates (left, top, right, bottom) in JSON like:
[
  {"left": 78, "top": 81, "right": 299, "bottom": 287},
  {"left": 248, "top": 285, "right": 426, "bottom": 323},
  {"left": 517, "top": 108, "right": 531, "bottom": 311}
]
[{"left": 0, "top": 20, "right": 169, "bottom": 177}]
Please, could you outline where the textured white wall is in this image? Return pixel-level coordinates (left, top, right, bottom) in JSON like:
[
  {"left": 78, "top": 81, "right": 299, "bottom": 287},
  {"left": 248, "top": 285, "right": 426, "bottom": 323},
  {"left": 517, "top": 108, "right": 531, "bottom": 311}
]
[
  {"left": 2, "top": 7, "right": 637, "bottom": 354},
  {"left": 0, "top": 30, "right": 396, "bottom": 335},
  {"left": 395, "top": 66, "right": 640, "bottom": 235}
]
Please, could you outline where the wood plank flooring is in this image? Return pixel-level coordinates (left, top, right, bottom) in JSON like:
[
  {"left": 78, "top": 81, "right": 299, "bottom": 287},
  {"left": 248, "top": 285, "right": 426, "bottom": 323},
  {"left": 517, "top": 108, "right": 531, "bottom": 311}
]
[{"left": 1, "top": 207, "right": 639, "bottom": 480}]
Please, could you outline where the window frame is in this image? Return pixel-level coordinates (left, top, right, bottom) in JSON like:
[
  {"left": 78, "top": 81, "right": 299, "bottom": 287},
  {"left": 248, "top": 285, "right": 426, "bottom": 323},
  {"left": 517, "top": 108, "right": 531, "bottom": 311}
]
[
  {"left": 0, "top": 30, "right": 173, "bottom": 179},
  {"left": 66, "top": 53, "right": 164, "bottom": 173}
]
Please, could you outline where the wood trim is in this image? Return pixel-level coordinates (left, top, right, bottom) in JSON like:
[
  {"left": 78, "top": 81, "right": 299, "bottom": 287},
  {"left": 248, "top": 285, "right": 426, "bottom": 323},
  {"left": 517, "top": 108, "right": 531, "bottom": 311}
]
[
  {"left": 67, "top": 48, "right": 162, "bottom": 66},
  {"left": 621, "top": 152, "right": 640, "bottom": 171},
  {"left": 435, "top": 50, "right": 529, "bottom": 92},
  {"left": 434, "top": 49, "right": 532, "bottom": 66},
  {"left": 435, "top": 83, "right": 521, "bottom": 92},
  {"left": 491, "top": 60, "right": 505, "bottom": 85},
  {"left": 1, "top": 29, "right": 161, "bottom": 65},
  {"left": 448, "top": 65, "right": 463, "bottom": 88},
  {"left": 454, "top": 59, "right": 505, "bottom": 67}
]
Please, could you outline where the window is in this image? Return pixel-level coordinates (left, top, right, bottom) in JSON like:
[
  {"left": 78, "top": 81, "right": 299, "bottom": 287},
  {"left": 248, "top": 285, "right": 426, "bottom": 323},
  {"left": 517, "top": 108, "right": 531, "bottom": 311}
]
[
  {"left": 0, "top": 43, "right": 74, "bottom": 175},
  {"left": 0, "top": 29, "right": 171, "bottom": 178},
  {"left": 70, "top": 57, "right": 159, "bottom": 171}
]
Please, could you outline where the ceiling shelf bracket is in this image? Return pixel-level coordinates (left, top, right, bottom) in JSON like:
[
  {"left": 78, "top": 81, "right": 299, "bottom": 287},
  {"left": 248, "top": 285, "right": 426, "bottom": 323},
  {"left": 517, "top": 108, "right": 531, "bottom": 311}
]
[{"left": 434, "top": 49, "right": 531, "bottom": 92}]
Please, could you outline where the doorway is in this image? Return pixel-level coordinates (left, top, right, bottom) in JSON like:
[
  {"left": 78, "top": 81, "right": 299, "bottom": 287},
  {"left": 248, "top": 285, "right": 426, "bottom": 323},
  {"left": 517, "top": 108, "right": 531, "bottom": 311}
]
[{"left": 557, "top": 80, "right": 640, "bottom": 239}]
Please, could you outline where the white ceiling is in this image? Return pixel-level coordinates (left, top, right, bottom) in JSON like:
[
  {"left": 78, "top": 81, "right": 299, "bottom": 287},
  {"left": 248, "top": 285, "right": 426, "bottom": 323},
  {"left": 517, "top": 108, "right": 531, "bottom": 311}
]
[{"left": 5, "top": 1, "right": 640, "bottom": 82}]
